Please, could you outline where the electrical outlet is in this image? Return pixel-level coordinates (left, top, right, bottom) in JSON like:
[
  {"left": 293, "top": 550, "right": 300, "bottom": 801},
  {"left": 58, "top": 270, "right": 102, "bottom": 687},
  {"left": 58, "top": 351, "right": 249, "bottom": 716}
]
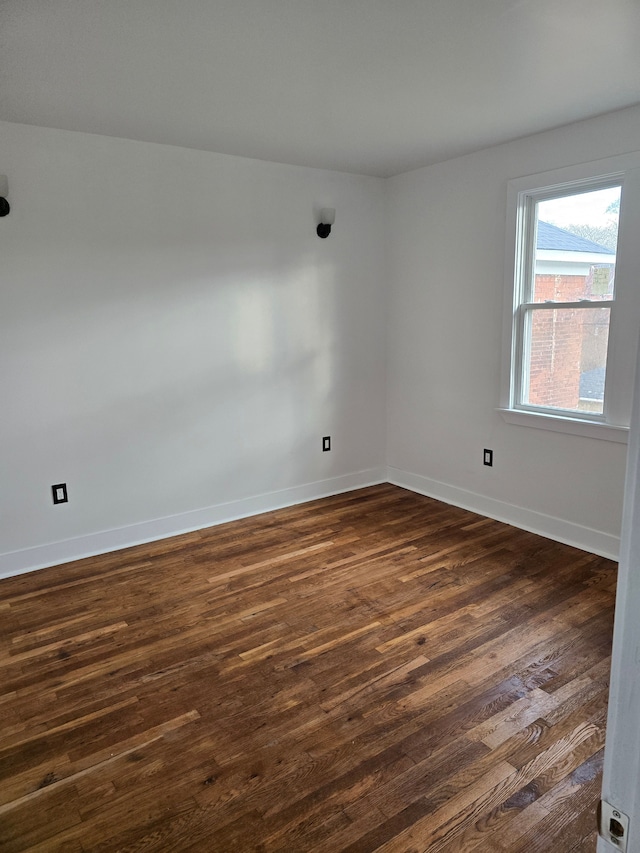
[
  {"left": 52, "top": 483, "right": 68, "bottom": 505},
  {"left": 322, "top": 436, "right": 331, "bottom": 452},
  {"left": 599, "top": 801, "right": 629, "bottom": 852},
  {"left": 483, "top": 449, "right": 493, "bottom": 467}
]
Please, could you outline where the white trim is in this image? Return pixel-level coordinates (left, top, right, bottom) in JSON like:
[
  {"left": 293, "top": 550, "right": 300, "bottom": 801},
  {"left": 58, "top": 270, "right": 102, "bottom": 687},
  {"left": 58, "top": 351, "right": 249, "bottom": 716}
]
[
  {"left": 0, "top": 468, "right": 386, "bottom": 580},
  {"left": 536, "top": 249, "right": 615, "bottom": 265},
  {"left": 387, "top": 466, "right": 620, "bottom": 560},
  {"left": 522, "top": 299, "right": 614, "bottom": 311},
  {"left": 498, "top": 408, "right": 628, "bottom": 443},
  {"left": 500, "top": 155, "right": 640, "bottom": 435},
  {"left": 598, "top": 299, "right": 640, "bottom": 852},
  {"left": 536, "top": 260, "right": 598, "bottom": 277},
  {"left": 2, "top": 464, "right": 619, "bottom": 580}
]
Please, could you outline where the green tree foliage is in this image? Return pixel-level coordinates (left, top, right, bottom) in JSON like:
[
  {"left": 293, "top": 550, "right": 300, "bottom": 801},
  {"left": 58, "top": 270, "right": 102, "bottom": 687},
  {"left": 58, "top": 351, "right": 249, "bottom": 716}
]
[
  {"left": 562, "top": 222, "right": 618, "bottom": 252},
  {"left": 606, "top": 197, "right": 620, "bottom": 214}
]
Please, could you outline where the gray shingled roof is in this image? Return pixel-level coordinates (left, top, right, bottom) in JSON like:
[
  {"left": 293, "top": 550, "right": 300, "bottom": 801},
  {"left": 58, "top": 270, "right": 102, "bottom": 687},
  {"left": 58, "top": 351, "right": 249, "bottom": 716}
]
[
  {"left": 580, "top": 366, "right": 605, "bottom": 401},
  {"left": 537, "top": 221, "right": 615, "bottom": 255}
]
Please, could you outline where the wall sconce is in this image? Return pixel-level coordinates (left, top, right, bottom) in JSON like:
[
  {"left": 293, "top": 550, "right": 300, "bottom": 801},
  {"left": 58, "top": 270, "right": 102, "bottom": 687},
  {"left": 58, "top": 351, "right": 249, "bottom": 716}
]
[
  {"left": 0, "top": 176, "right": 9, "bottom": 217},
  {"left": 316, "top": 208, "right": 335, "bottom": 239}
]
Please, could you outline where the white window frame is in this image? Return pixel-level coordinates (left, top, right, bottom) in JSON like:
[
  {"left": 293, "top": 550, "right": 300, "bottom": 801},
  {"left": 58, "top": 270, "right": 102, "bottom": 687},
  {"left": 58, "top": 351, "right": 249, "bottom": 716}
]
[{"left": 500, "top": 154, "right": 640, "bottom": 445}]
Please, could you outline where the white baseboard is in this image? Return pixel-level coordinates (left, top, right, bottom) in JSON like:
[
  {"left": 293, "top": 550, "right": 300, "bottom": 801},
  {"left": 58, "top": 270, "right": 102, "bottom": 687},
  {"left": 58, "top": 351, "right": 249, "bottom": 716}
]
[
  {"left": 0, "top": 468, "right": 386, "bottom": 580},
  {"left": 1, "top": 465, "right": 618, "bottom": 580},
  {"left": 387, "top": 466, "right": 620, "bottom": 561}
]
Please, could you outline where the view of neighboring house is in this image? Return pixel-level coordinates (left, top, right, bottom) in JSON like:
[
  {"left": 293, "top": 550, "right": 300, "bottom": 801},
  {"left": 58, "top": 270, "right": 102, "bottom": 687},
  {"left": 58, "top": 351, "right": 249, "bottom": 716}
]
[{"left": 529, "top": 220, "right": 616, "bottom": 413}]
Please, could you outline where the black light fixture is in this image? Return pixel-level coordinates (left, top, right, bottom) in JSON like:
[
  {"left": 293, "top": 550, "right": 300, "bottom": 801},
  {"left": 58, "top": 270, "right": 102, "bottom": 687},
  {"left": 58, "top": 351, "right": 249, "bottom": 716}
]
[
  {"left": 0, "top": 176, "right": 9, "bottom": 217},
  {"left": 316, "top": 207, "right": 335, "bottom": 238}
]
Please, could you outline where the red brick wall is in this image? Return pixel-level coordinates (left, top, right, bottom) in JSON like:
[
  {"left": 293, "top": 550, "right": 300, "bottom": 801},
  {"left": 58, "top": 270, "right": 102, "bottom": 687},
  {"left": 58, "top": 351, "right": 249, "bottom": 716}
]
[
  {"left": 533, "top": 273, "right": 586, "bottom": 303},
  {"left": 527, "top": 273, "right": 602, "bottom": 412}
]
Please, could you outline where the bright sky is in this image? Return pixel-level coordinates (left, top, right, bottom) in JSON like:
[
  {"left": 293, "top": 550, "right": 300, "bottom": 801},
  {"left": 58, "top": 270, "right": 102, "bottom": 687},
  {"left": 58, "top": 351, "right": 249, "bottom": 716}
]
[{"left": 538, "top": 186, "right": 620, "bottom": 227}]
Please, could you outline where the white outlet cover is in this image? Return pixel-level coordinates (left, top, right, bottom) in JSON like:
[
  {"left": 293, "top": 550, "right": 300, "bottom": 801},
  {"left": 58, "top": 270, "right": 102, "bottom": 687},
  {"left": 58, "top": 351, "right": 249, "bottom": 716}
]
[{"left": 599, "top": 801, "right": 630, "bottom": 852}]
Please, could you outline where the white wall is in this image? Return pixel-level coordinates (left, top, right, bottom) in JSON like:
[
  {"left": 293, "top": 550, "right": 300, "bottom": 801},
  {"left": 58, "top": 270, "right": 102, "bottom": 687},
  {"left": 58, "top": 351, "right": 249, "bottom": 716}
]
[
  {"left": 5, "top": 105, "right": 640, "bottom": 577},
  {"left": 0, "top": 121, "right": 387, "bottom": 575},
  {"left": 386, "top": 105, "right": 640, "bottom": 558}
]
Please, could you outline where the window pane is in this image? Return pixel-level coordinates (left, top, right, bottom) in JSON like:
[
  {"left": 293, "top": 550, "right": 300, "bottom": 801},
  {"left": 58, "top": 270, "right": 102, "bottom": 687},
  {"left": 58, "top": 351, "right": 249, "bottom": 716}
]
[
  {"left": 523, "top": 306, "right": 610, "bottom": 415},
  {"left": 533, "top": 187, "right": 620, "bottom": 303}
]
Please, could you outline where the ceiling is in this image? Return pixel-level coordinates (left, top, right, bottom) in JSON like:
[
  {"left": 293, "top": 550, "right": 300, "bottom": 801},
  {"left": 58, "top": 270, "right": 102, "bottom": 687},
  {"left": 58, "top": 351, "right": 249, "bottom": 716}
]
[{"left": 1, "top": 0, "right": 640, "bottom": 177}]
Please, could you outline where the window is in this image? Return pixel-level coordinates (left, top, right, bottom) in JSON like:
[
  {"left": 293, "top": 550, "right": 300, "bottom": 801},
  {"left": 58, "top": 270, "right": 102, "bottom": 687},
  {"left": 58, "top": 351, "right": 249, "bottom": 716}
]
[
  {"left": 501, "top": 157, "right": 640, "bottom": 443},
  {"left": 517, "top": 183, "right": 620, "bottom": 418}
]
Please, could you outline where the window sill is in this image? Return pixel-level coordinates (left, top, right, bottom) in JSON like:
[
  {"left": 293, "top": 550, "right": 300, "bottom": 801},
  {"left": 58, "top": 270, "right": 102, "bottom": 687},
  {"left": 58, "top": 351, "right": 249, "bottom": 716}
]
[{"left": 498, "top": 408, "right": 628, "bottom": 444}]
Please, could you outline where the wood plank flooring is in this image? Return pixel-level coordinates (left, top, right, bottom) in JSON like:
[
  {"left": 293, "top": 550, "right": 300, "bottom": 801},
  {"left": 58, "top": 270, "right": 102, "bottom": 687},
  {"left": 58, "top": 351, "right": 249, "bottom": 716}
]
[{"left": 0, "top": 484, "right": 616, "bottom": 852}]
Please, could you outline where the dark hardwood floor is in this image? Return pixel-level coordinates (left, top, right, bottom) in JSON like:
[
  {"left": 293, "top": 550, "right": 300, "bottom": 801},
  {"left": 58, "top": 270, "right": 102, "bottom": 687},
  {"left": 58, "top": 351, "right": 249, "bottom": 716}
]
[{"left": 0, "top": 484, "right": 616, "bottom": 852}]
